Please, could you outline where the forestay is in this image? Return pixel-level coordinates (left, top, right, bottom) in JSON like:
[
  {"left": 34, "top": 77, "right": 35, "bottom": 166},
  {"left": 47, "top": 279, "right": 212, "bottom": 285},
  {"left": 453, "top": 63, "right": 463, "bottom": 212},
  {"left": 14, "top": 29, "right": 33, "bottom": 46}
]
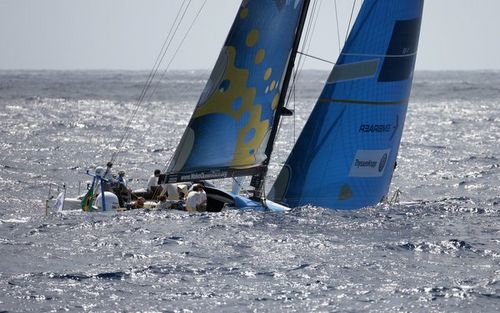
[
  {"left": 269, "top": 0, "right": 424, "bottom": 209},
  {"left": 166, "top": 0, "right": 308, "bottom": 183}
]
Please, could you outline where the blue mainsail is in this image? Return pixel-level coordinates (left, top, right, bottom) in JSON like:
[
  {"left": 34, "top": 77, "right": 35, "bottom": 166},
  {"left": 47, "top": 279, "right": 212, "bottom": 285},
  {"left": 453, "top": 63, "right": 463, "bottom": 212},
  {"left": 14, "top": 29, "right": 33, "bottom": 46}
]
[
  {"left": 166, "top": 0, "right": 307, "bottom": 183},
  {"left": 269, "top": 0, "right": 424, "bottom": 209}
]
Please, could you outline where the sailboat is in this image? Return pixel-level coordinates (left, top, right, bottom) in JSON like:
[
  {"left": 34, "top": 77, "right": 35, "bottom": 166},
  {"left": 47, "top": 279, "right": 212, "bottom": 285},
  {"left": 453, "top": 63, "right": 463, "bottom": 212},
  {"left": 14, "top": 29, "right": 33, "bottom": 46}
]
[{"left": 48, "top": 0, "right": 425, "bottom": 212}]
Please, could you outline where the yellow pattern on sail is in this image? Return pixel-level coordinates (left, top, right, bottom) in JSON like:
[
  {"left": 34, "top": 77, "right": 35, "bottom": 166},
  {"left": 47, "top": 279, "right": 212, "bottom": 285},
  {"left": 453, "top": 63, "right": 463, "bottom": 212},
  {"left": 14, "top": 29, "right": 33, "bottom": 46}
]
[{"left": 192, "top": 47, "right": 270, "bottom": 168}]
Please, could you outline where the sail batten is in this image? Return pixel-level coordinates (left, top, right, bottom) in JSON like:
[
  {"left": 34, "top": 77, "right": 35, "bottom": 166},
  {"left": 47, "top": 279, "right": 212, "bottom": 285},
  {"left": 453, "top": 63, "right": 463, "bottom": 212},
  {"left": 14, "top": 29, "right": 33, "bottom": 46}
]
[
  {"left": 318, "top": 98, "right": 408, "bottom": 105},
  {"left": 340, "top": 52, "right": 419, "bottom": 58}
]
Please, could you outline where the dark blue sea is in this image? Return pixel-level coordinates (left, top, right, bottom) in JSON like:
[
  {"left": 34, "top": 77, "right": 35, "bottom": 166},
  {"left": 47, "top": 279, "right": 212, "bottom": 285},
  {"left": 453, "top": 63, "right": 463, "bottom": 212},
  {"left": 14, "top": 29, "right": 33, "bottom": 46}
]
[{"left": 0, "top": 70, "right": 499, "bottom": 312}]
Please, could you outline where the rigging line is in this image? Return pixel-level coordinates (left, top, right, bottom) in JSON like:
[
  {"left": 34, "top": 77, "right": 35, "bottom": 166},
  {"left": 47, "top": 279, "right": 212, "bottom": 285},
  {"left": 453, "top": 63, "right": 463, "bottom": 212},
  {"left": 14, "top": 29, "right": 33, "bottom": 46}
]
[
  {"left": 147, "top": 0, "right": 207, "bottom": 106},
  {"left": 275, "top": 0, "right": 318, "bottom": 160},
  {"left": 142, "top": 0, "right": 209, "bottom": 174},
  {"left": 272, "top": 0, "right": 320, "bottom": 177},
  {"left": 290, "top": 0, "right": 321, "bottom": 142},
  {"left": 132, "top": 1, "right": 194, "bottom": 114},
  {"left": 110, "top": 0, "right": 191, "bottom": 162},
  {"left": 333, "top": 0, "right": 341, "bottom": 53},
  {"left": 284, "top": 0, "right": 320, "bottom": 108},
  {"left": 345, "top": 0, "right": 357, "bottom": 43},
  {"left": 137, "top": 0, "right": 208, "bottom": 174},
  {"left": 111, "top": 0, "right": 194, "bottom": 162},
  {"left": 293, "top": 81, "right": 296, "bottom": 142},
  {"left": 285, "top": 0, "right": 317, "bottom": 106},
  {"left": 274, "top": 0, "right": 322, "bottom": 186},
  {"left": 259, "top": 0, "right": 315, "bottom": 198},
  {"left": 289, "top": 0, "right": 321, "bottom": 142},
  {"left": 273, "top": 0, "right": 319, "bottom": 155},
  {"left": 298, "top": 0, "right": 322, "bottom": 71},
  {"left": 299, "top": 0, "right": 320, "bottom": 68},
  {"left": 136, "top": 0, "right": 191, "bottom": 107},
  {"left": 136, "top": 0, "right": 189, "bottom": 114},
  {"left": 296, "top": 51, "right": 335, "bottom": 65},
  {"left": 137, "top": 0, "right": 194, "bottom": 105},
  {"left": 131, "top": 2, "right": 189, "bottom": 115}
]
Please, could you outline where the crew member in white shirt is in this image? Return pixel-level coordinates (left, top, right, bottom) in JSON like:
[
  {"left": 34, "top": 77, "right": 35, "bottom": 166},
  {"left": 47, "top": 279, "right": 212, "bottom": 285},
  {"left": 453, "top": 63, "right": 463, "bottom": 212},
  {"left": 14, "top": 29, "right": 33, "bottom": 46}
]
[
  {"left": 146, "top": 169, "right": 163, "bottom": 198},
  {"left": 185, "top": 184, "right": 207, "bottom": 212}
]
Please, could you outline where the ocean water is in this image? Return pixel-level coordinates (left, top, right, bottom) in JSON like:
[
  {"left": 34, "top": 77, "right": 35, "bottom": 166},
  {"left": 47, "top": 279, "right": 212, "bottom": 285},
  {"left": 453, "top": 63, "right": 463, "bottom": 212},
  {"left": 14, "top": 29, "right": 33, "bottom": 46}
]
[{"left": 0, "top": 70, "right": 499, "bottom": 312}]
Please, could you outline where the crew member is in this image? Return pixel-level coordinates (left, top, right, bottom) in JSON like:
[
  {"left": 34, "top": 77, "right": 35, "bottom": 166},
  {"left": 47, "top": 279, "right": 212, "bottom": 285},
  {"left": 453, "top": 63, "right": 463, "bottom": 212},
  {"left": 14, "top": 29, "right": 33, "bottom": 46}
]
[
  {"left": 102, "top": 162, "right": 116, "bottom": 191},
  {"left": 115, "top": 170, "right": 131, "bottom": 207},
  {"left": 146, "top": 169, "right": 163, "bottom": 198},
  {"left": 185, "top": 184, "right": 207, "bottom": 212}
]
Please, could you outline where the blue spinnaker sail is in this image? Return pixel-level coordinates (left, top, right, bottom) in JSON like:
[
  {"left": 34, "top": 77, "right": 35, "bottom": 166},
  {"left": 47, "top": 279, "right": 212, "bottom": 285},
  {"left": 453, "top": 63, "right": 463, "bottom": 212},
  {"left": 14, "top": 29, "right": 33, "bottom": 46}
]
[
  {"left": 269, "top": 0, "right": 424, "bottom": 209},
  {"left": 166, "top": 0, "right": 307, "bottom": 183}
]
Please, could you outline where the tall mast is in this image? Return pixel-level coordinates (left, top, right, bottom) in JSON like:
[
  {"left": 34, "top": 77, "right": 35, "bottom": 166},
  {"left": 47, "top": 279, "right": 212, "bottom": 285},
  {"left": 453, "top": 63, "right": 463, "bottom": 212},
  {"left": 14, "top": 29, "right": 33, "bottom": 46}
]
[{"left": 250, "top": 0, "right": 311, "bottom": 198}]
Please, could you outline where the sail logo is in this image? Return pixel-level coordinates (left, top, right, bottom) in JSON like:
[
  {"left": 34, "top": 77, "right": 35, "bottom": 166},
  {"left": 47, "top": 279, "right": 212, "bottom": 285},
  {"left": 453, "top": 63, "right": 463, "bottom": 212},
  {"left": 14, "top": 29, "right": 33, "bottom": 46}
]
[
  {"left": 354, "top": 159, "right": 377, "bottom": 168},
  {"left": 349, "top": 149, "right": 391, "bottom": 177},
  {"left": 359, "top": 124, "right": 391, "bottom": 133},
  {"left": 180, "top": 170, "right": 228, "bottom": 181}
]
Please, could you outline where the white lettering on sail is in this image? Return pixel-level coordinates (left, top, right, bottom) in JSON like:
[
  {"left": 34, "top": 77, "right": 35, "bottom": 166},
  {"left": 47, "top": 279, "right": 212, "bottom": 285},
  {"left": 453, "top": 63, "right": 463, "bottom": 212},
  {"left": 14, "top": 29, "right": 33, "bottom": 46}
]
[{"left": 180, "top": 171, "right": 228, "bottom": 181}]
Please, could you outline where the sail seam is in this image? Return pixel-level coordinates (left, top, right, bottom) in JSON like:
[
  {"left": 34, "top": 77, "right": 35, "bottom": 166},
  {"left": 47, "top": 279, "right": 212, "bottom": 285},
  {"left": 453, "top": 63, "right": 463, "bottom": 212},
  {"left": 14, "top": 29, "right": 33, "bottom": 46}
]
[
  {"left": 318, "top": 98, "right": 408, "bottom": 105},
  {"left": 341, "top": 52, "right": 417, "bottom": 58}
]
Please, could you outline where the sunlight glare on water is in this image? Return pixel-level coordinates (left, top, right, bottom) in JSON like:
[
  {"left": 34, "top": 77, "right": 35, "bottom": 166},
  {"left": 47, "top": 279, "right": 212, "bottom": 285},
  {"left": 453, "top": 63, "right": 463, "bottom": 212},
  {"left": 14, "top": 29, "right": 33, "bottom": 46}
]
[{"left": 0, "top": 70, "right": 499, "bottom": 312}]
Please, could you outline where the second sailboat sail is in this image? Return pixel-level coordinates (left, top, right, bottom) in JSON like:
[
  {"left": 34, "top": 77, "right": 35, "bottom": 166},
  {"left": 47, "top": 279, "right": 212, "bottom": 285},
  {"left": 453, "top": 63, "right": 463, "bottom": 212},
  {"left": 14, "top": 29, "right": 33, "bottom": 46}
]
[
  {"left": 166, "top": 0, "right": 308, "bottom": 183},
  {"left": 269, "top": 0, "right": 424, "bottom": 209}
]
